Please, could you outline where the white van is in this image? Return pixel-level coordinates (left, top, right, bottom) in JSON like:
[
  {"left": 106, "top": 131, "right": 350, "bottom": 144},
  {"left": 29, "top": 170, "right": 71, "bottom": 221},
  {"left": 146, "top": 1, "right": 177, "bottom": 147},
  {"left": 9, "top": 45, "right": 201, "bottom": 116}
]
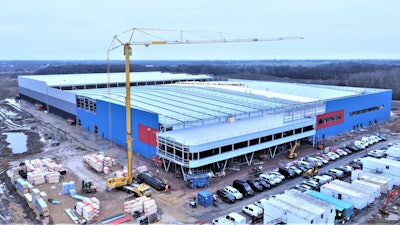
[
  {"left": 224, "top": 186, "right": 243, "bottom": 200},
  {"left": 311, "top": 175, "right": 330, "bottom": 185},
  {"left": 225, "top": 212, "right": 247, "bottom": 224},
  {"left": 242, "top": 203, "right": 264, "bottom": 218}
]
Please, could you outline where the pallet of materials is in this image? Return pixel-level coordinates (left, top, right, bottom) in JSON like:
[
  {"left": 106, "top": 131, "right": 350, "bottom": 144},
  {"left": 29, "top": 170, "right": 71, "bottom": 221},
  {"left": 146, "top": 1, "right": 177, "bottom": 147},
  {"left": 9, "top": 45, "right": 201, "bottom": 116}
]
[
  {"left": 83, "top": 152, "right": 117, "bottom": 174},
  {"left": 75, "top": 197, "right": 101, "bottom": 221}
]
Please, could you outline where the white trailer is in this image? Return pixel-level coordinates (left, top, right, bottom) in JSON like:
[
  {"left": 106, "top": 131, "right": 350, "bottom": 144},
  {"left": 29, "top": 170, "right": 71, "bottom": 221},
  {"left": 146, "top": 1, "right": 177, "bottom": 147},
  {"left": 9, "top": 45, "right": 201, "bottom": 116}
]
[
  {"left": 277, "top": 190, "right": 335, "bottom": 225},
  {"left": 351, "top": 170, "right": 392, "bottom": 193},
  {"left": 320, "top": 183, "right": 368, "bottom": 210},
  {"left": 264, "top": 198, "right": 319, "bottom": 225},
  {"left": 351, "top": 180, "right": 381, "bottom": 198},
  {"left": 386, "top": 145, "right": 400, "bottom": 161},
  {"left": 362, "top": 157, "right": 400, "bottom": 185},
  {"left": 330, "top": 180, "right": 375, "bottom": 204}
]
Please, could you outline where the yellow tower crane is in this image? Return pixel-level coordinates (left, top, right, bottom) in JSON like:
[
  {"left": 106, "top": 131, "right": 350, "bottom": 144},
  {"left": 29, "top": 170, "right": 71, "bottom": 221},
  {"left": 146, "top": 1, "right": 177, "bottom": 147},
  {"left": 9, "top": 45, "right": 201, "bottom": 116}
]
[{"left": 106, "top": 28, "right": 303, "bottom": 190}]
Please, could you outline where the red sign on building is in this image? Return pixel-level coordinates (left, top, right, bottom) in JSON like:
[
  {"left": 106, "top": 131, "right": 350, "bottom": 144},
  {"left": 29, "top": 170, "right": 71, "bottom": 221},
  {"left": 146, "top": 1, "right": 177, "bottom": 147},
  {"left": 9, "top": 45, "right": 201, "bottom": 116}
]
[
  {"left": 138, "top": 124, "right": 158, "bottom": 147},
  {"left": 316, "top": 110, "right": 344, "bottom": 130}
]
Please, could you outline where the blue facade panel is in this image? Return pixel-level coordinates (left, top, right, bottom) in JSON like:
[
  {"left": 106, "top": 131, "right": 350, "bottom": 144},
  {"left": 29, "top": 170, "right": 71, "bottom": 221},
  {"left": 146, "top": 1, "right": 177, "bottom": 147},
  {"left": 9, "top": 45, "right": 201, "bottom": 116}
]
[
  {"left": 77, "top": 100, "right": 159, "bottom": 159},
  {"left": 316, "top": 91, "right": 392, "bottom": 140}
]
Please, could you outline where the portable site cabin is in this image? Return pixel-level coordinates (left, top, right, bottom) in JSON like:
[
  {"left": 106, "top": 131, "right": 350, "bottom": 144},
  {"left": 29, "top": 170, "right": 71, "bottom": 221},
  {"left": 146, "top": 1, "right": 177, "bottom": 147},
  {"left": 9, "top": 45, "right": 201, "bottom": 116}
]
[
  {"left": 320, "top": 183, "right": 368, "bottom": 210},
  {"left": 282, "top": 189, "right": 336, "bottom": 225},
  {"left": 351, "top": 170, "right": 393, "bottom": 193},
  {"left": 264, "top": 198, "right": 319, "bottom": 225},
  {"left": 386, "top": 145, "right": 400, "bottom": 161},
  {"left": 351, "top": 180, "right": 381, "bottom": 198},
  {"left": 362, "top": 157, "right": 400, "bottom": 185},
  {"left": 330, "top": 180, "right": 375, "bottom": 204},
  {"left": 306, "top": 190, "right": 354, "bottom": 221}
]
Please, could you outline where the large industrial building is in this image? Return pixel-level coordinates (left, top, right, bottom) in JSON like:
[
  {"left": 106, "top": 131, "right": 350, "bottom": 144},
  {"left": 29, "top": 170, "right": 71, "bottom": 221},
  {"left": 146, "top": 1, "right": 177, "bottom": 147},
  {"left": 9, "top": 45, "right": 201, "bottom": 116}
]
[{"left": 18, "top": 72, "right": 392, "bottom": 174}]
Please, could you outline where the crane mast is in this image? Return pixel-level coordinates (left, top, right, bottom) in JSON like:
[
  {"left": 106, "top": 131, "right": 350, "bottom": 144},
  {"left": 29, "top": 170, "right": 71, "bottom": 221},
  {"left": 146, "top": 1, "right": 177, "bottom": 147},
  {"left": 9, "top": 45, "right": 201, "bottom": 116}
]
[{"left": 108, "top": 28, "right": 303, "bottom": 187}]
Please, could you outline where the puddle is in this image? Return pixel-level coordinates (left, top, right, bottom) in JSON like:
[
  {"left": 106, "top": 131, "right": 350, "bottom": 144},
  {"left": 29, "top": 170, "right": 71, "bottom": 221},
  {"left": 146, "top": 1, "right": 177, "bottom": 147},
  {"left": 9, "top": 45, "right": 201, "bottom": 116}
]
[{"left": 3, "top": 132, "right": 27, "bottom": 154}]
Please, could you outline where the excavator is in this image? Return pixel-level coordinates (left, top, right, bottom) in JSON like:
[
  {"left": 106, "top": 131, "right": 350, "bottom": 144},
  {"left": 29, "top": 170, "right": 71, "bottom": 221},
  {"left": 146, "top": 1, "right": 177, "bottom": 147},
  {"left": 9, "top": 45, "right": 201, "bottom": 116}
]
[
  {"left": 288, "top": 141, "right": 300, "bottom": 159},
  {"left": 105, "top": 28, "right": 303, "bottom": 193},
  {"left": 380, "top": 190, "right": 400, "bottom": 214}
]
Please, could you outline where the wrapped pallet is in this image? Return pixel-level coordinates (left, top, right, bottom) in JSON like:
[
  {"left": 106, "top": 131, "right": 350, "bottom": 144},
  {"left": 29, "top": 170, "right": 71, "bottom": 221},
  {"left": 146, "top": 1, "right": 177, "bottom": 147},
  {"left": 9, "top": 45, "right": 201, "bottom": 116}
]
[{"left": 15, "top": 178, "right": 28, "bottom": 194}]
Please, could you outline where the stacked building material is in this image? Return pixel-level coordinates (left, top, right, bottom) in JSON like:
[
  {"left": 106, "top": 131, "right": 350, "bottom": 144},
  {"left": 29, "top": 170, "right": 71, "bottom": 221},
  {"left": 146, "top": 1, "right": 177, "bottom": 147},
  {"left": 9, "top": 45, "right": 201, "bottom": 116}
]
[
  {"left": 45, "top": 171, "right": 60, "bottom": 183},
  {"left": 22, "top": 158, "right": 66, "bottom": 184},
  {"left": 124, "top": 199, "right": 144, "bottom": 214},
  {"left": 75, "top": 197, "right": 101, "bottom": 221},
  {"left": 62, "top": 181, "right": 75, "bottom": 194},
  {"left": 124, "top": 197, "right": 157, "bottom": 217},
  {"left": 31, "top": 188, "right": 41, "bottom": 204},
  {"left": 27, "top": 171, "right": 46, "bottom": 185},
  {"left": 83, "top": 152, "right": 117, "bottom": 174},
  {"left": 15, "top": 178, "right": 29, "bottom": 193},
  {"left": 36, "top": 197, "right": 49, "bottom": 217}
]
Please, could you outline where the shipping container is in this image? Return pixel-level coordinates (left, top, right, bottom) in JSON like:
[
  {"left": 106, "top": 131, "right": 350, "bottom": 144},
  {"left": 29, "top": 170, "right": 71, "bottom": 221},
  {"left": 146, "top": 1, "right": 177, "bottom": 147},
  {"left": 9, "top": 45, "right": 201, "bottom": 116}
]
[
  {"left": 264, "top": 197, "right": 319, "bottom": 224},
  {"left": 286, "top": 189, "right": 336, "bottom": 224},
  {"left": 320, "top": 183, "right": 368, "bottom": 210},
  {"left": 351, "top": 180, "right": 381, "bottom": 198},
  {"left": 362, "top": 157, "right": 400, "bottom": 185},
  {"left": 351, "top": 170, "right": 392, "bottom": 192},
  {"left": 306, "top": 190, "right": 354, "bottom": 220},
  {"left": 275, "top": 193, "right": 333, "bottom": 225},
  {"left": 330, "top": 180, "right": 375, "bottom": 204}
]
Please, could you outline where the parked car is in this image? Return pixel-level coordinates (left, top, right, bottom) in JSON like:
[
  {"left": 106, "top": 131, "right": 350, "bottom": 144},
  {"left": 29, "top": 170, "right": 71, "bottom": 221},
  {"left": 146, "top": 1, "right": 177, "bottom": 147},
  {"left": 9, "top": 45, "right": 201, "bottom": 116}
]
[
  {"left": 328, "top": 168, "right": 344, "bottom": 179},
  {"left": 318, "top": 154, "right": 331, "bottom": 161},
  {"left": 368, "top": 149, "right": 387, "bottom": 158},
  {"left": 340, "top": 148, "right": 352, "bottom": 154},
  {"left": 297, "top": 160, "right": 313, "bottom": 170},
  {"left": 320, "top": 174, "right": 334, "bottom": 182},
  {"left": 278, "top": 166, "right": 296, "bottom": 178},
  {"left": 256, "top": 179, "right": 271, "bottom": 189},
  {"left": 346, "top": 162, "right": 362, "bottom": 170},
  {"left": 306, "top": 157, "right": 323, "bottom": 167},
  {"left": 288, "top": 165, "right": 303, "bottom": 176},
  {"left": 246, "top": 179, "right": 263, "bottom": 192},
  {"left": 224, "top": 186, "right": 243, "bottom": 200},
  {"left": 336, "top": 148, "right": 349, "bottom": 156},
  {"left": 233, "top": 180, "right": 254, "bottom": 197},
  {"left": 216, "top": 189, "right": 236, "bottom": 203},
  {"left": 335, "top": 166, "right": 353, "bottom": 176},
  {"left": 293, "top": 164, "right": 308, "bottom": 173},
  {"left": 314, "top": 156, "right": 329, "bottom": 164},
  {"left": 302, "top": 179, "right": 320, "bottom": 190},
  {"left": 377, "top": 134, "right": 387, "bottom": 141},
  {"left": 310, "top": 175, "right": 330, "bottom": 185},
  {"left": 331, "top": 149, "right": 345, "bottom": 157},
  {"left": 295, "top": 184, "right": 313, "bottom": 192},
  {"left": 259, "top": 173, "right": 279, "bottom": 186},
  {"left": 270, "top": 171, "right": 285, "bottom": 181},
  {"left": 345, "top": 144, "right": 361, "bottom": 152},
  {"left": 327, "top": 151, "right": 340, "bottom": 160},
  {"left": 320, "top": 171, "right": 339, "bottom": 179}
]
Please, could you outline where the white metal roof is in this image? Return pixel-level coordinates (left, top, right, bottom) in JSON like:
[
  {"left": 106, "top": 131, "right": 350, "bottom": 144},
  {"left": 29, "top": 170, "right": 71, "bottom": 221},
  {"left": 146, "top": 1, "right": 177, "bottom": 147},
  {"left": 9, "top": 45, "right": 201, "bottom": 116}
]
[{"left": 22, "top": 72, "right": 212, "bottom": 86}]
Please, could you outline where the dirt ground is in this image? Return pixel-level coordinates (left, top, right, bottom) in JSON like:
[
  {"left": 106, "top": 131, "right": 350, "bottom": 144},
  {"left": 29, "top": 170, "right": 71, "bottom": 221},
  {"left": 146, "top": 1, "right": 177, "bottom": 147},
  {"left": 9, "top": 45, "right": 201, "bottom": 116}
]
[{"left": 1, "top": 98, "right": 400, "bottom": 225}]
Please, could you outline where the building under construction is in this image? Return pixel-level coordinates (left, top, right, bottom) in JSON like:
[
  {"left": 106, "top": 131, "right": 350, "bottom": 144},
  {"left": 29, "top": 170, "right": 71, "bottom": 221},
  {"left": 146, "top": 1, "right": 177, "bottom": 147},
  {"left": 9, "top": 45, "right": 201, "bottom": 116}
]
[{"left": 18, "top": 72, "right": 392, "bottom": 174}]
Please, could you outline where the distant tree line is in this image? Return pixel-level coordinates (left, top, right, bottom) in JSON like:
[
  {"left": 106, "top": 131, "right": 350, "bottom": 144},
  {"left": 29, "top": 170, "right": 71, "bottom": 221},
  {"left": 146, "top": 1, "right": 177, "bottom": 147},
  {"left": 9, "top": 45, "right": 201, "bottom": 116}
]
[{"left": 32, "top": 61, "right": 400, "bottom": 99}]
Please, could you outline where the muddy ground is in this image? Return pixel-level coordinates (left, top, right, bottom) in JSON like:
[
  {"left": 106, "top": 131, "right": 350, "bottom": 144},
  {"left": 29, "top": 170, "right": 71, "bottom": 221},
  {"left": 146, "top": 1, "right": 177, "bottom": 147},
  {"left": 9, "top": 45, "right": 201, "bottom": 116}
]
[{"left": 1, "top": 97, "right": 400, "bottom": 225}]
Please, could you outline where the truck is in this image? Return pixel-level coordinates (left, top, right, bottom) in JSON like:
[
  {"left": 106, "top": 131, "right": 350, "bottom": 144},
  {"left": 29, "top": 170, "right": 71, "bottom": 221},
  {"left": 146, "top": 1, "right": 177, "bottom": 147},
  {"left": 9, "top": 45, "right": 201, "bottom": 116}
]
[{"left": 107, "top": 166, "right": 153, "bottom": 196}]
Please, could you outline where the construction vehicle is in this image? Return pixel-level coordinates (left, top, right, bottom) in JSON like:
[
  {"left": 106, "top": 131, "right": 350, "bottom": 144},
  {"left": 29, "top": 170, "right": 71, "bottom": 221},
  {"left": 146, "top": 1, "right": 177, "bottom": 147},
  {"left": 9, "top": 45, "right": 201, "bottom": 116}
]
[
  {"left": 288, "top": 141, "right": 300, "bottom": 159},
  {"left": 81, "top": 180, "right": 97, "bottom": 194},
  {"left": 379, "top": 190, "right": 400, "bottom": 214},
  {"left": 303, "top": 161, "right": 318, "bottom": 178},
  {"left": 105, "top": 28, "right": 303, "bottom": 193}
]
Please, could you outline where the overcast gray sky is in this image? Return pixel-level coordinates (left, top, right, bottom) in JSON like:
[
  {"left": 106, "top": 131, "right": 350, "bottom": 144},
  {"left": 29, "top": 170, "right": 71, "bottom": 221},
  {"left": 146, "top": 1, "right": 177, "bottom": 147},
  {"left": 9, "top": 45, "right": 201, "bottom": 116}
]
[{"left": 1, "top": 0, "right": 399, "bottom": 60}]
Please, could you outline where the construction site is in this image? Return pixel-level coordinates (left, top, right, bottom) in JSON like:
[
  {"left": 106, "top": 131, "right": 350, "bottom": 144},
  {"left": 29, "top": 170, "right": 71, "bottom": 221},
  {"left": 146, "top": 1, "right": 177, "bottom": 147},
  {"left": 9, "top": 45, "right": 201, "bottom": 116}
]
[{"left": 1, "top": 28, "right": 400, "bottom": 225}]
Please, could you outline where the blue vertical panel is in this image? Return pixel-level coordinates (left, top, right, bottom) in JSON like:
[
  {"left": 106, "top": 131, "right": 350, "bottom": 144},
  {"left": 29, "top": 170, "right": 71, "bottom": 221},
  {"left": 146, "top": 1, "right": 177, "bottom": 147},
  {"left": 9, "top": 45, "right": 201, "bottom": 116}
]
[
  {"left": 76, "top": 99, "right": 159, "bottom": 159},
  {"left": 316, "top": 90, "right": 392, "bottom": 140}
]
